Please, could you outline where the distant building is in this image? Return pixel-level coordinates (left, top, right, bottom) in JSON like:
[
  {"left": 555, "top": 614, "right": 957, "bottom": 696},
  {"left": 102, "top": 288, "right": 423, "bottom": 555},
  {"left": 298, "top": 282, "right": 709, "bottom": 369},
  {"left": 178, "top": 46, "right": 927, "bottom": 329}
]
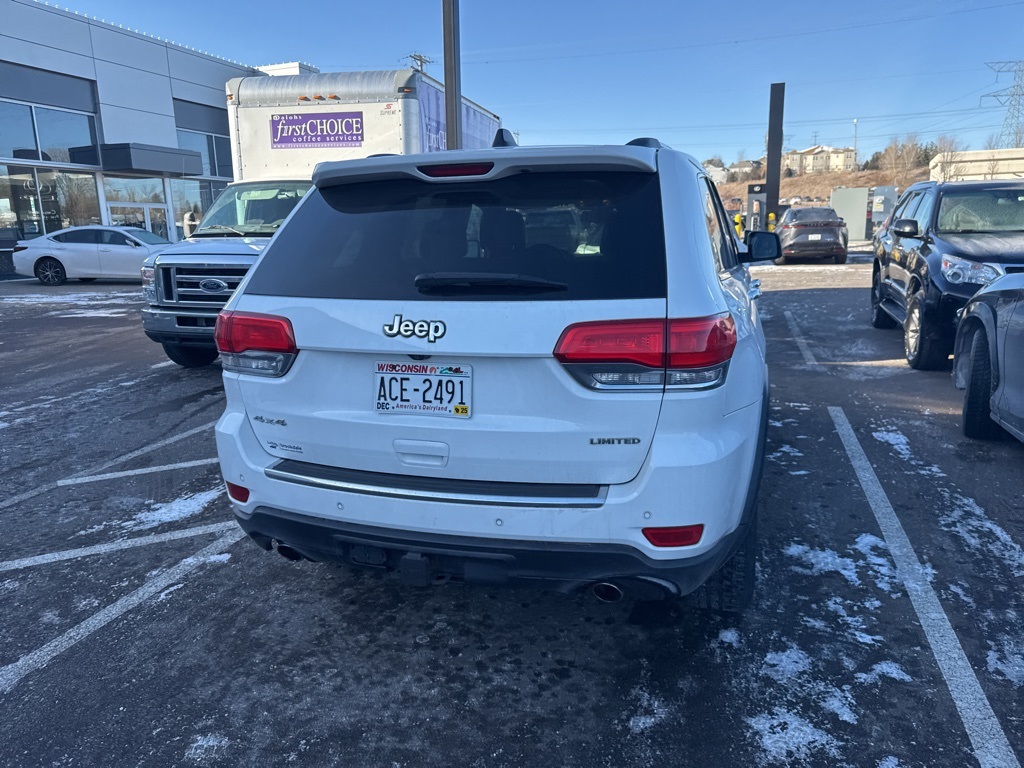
[
  {"left": 727, "top": 159, "right": 763, "bottom": 177},
  {"left": 929, "top": 147, "right": 1024, "bottom": 181},
  {"left": 704, "top": 164, "right": 729, "bottom": 184},
  {"left": 784, "top": 145, "right": 856, "bottom": 174}
]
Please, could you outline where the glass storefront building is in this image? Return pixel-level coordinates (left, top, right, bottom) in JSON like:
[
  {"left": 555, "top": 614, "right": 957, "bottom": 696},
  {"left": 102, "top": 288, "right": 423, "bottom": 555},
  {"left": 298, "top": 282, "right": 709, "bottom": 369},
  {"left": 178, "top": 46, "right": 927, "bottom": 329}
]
[{"left": 0, "top": 1, "right": 311, "bottom": 274}]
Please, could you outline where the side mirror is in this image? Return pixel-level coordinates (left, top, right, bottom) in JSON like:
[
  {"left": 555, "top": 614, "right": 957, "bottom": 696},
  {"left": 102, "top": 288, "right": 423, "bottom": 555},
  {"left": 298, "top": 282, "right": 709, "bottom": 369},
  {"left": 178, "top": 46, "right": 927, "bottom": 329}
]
[
  {"left": 742, "top": 230, "right": 782, "bottom": 263},
  {"left": 891, "top": 218, "right": 919, "bottom": 238}
]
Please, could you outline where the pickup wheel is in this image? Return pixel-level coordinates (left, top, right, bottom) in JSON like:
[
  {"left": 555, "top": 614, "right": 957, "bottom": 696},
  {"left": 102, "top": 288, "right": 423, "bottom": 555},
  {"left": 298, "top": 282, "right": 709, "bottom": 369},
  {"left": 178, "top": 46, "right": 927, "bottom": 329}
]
[
  {"left": 870, "top": 269, "right": 897, "bottom": 329},
  {"left": 162, "top": 343, "right": 219, "bottom": 368},
  {"left": 684, "top": 517, "right": 757, "bottom": 615},
  {"left": 35, "top": 257, "right": 67, "bottom": 286},
  {"left": 904, "top": 290, "right": 950, "bottom": 370},
  {"left": 962, "top": 330, "right": 1003, "bottom": 440},
  {"left": 833, "top": 252, "right": 848, "bottom": 265}
]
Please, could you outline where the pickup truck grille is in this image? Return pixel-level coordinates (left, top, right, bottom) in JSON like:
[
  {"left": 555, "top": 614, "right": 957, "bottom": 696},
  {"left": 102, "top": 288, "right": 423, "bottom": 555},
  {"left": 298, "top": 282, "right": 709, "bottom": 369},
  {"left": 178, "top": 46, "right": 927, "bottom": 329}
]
[{"left": 159, "top": 265, "right": 249, "bottom": 308}]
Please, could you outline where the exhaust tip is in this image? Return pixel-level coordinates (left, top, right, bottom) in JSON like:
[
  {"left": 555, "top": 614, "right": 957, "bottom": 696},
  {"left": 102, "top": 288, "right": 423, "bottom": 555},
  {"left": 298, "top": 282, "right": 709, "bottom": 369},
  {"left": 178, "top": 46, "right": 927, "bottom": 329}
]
[
  {"left": 592, "top": 582, "right": 624, "bottom": 603},
  {"left": 275, "top": 543, "right": 304, "bottom": 562}
]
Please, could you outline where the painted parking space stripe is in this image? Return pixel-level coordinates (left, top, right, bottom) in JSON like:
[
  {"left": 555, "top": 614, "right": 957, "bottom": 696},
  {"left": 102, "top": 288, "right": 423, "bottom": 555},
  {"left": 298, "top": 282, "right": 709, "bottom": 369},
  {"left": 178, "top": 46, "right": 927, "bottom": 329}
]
[
  {"left": 783, "top": 309, "right": 819, "bottom": 366},
  {"left": 0, "top": 420, "right": 218, "bottom": 512},
  {"left": 0, "top": 528, "right": 245, "bottom": 695},
  {"left": 57, "top": 458, "right": 220, "bottom": 487},
  {"left": 830, "top": 406, "right": 1020, "bottom": 768},
  {"left": 0, "top": 522, "right": 236, "bottom": 573}
]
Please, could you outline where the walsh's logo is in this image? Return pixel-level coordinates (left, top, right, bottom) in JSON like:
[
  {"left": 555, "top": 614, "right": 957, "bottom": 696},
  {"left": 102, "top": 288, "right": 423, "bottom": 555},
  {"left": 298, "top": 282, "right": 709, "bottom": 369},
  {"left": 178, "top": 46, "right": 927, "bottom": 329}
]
[{"left": 383, "top": 314, "right": 446, "bottom": 343}]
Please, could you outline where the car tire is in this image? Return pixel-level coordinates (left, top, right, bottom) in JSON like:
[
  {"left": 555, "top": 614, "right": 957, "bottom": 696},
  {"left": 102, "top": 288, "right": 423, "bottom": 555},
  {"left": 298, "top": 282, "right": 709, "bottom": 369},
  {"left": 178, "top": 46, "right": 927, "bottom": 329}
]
[
  {"left": 774, "top": 254, "right": 787, "bottom": 266},
  {"left": 685, "top": 517, "right": 757, "bottom": 614},
  {"left": 35, "top": 257, "right": 67, "bottom": 286},
  {"left": 833, "top": 252, "right": 848, "bottom": 265},
  {"left": 962, "top": 330, "right": 1003, "bottom": 440},
  {"left": 161, "top": 343, "right": 219, "bottom": 368},
  {"left": 870, "top": 269, "right": 897, "bottom": 329},
  {"left": 904, "top": 290, "right": 950, "bottom": 370},
  {"left": 78, "top": 277, "right": 97, "bottom": 283}
]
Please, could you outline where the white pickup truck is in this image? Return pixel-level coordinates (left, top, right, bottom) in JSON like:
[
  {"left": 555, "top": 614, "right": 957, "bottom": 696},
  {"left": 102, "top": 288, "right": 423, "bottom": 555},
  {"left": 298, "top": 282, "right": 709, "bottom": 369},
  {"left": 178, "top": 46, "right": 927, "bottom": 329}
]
[{"left": 142, "top": 68, "right": 499, "bottom": 366}]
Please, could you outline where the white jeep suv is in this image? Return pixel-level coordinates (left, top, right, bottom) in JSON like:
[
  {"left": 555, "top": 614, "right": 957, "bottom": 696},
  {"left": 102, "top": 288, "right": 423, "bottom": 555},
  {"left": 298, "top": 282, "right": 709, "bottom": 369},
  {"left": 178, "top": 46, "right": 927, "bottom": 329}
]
[{"left": 215, "top": 137, "right": 780, "bottom": 611}]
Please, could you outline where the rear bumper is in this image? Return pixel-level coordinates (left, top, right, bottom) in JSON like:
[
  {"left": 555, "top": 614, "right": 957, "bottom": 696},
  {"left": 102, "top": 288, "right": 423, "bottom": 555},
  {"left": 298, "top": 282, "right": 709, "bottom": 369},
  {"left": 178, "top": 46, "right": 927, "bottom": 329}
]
[
  {"left": 234, "top": 506, "right": 753, "bottom": 597},
  {"left": 142, "top": 307, "right": 219, "bottom": 347},
  {"left": 217, "top": 386, "right": 768, "bottom": 596},
  {"left": 782, "top": 240, "right": 847, "bottom": 256}
]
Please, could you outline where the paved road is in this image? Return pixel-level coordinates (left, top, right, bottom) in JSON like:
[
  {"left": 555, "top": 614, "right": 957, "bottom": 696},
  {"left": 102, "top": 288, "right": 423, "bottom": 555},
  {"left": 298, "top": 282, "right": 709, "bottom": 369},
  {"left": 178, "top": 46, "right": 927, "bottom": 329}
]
[{"left": 0, "top": 260, "right": 1021, "bottom": 767}]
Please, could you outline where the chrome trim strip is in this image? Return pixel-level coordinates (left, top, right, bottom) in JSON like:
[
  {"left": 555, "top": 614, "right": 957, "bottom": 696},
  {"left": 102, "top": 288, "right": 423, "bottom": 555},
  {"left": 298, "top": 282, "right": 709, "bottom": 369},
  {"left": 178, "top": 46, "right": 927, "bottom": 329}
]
[{"left": 264, "top": 466, "right": 608, "bottom": 509}]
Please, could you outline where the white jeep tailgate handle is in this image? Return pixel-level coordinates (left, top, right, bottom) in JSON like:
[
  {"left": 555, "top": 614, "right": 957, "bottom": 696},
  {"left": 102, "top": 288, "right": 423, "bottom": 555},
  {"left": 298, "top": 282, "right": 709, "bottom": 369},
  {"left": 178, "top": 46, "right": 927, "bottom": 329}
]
[{"left": 393, "top": 439, "right": 450, "bottom": 468}]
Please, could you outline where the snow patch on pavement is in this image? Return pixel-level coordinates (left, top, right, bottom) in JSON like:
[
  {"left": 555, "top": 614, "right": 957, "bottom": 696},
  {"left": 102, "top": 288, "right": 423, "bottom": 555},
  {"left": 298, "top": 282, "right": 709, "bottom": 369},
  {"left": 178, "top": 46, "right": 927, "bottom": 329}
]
[
  {"left": 762, "top": 647, "right": 812, "bottom": 681},
  {"left": 718, "top": 628, "right": 741, "bottom": 648},
  {"left": 986, "top": 636, "right": 1024, "bottom": 687},
  {"left": 854, "top": 662, "right": 913, "bottom": 685},
  {"left": 184, "top": 734, "right": 229, "bottom": 762},
  {"left": 785, "top": 543, "right": 860, "bottom": 586},
  {"left": 128, "top": 488, "right": 223, "bottom": 531},
  {"left": 937, "top": 489, "right": 1024, "bottom": 577},
  {"left": 746, "top": 708, "right": 840, "bottom": 764}
]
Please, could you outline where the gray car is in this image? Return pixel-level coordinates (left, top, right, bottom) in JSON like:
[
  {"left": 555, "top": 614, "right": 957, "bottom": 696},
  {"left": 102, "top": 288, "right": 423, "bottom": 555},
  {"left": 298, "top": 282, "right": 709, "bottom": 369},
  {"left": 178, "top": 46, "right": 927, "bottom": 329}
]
[
  {"left": 953, "top": 271, "right": 1024, "bottom": 442},
  {"left": 776, "top": 207, "right": 849, "bottom": 264}
]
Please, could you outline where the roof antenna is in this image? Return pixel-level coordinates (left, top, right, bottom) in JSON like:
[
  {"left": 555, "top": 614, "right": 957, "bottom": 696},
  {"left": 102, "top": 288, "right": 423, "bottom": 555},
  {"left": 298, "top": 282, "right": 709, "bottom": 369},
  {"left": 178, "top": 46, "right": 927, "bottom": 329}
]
[{"left": 492, "top": 128, "right": 518, "bottom": 148}]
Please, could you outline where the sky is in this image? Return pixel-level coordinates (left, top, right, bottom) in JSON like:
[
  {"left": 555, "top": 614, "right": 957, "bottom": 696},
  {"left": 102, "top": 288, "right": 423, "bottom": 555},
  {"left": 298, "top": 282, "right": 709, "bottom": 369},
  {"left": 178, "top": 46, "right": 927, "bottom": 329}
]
[{"left": 54, "top": 0, "right": 1024, "bottom": 164}]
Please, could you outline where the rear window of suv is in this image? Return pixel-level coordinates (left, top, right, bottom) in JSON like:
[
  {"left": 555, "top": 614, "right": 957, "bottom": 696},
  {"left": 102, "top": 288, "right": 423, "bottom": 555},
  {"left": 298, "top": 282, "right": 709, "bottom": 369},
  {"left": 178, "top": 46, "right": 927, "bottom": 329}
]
[{"left": 244, "top": 171, "right": 667, "bottom": 301}]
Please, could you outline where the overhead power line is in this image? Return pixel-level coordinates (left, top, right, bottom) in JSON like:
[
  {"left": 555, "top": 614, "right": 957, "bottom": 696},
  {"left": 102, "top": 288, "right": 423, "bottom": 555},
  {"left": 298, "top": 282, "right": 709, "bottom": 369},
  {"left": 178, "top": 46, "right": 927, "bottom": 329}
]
[{"left": 985, "top": 61, "right": 1024, "bottom": 147}]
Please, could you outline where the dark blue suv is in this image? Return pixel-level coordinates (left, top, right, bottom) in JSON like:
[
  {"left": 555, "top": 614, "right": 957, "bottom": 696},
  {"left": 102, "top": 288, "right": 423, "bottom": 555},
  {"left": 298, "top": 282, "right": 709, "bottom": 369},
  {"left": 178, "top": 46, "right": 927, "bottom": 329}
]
[{"left": 871, "top": 180, "right": 1024, "bottom": 369}]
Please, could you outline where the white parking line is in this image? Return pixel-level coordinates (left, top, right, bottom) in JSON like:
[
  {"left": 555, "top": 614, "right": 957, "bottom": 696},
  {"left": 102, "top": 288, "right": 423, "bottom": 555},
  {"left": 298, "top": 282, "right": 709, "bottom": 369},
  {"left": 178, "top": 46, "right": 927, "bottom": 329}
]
[
  {"left": 56, "top": 458, "right": 220, "bottom": 487},
  {"left": 783, "top": 310, "right": 819, "bottom": 366},
  {"left": 829, "top": 406, "right": 1020, "bottom": 768},
  {"left": 0, "top": 522, "right": 235, "bottom": 573},
  {"left": 150, "top": 361, "right": 175, "bottom": 369},
  {"left": 0, "top": 528, "right": 245, "bottom": 695},
  {"left": 0, "top": 420, "right": 218, "bottom": 512}
]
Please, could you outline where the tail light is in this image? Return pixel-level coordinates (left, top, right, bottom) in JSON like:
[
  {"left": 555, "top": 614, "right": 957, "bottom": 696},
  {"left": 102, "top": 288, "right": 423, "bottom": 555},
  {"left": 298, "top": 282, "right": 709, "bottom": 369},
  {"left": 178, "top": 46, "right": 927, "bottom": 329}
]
[
  {"left": 418, "top": 162, "right": 494, "bottom": 178},
  {"left": 13, "top": 245, "right": 28, "bottom": 253},
  {"left": 215, "top": 310, "right": 298, "bottom": 377},
  {"left": 554, "top": 314, "right": 736, "bottom": 390}
]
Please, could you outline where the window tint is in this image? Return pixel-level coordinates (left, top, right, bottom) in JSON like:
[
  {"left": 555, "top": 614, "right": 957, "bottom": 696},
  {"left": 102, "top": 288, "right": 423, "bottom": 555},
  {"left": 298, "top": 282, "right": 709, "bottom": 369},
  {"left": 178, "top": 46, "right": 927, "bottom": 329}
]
[
  {"left": 101, "top": 230, "right": 132, "bottom": 246},
  {"left": 51, "top": 233, "right": 66, "bottom": 243},
  {"left": 63, "top": 229, "right": 100, "bottom": 244},
  {"left": 892, "top": 192, "right": 920, "bottom": 220},
  {"left": 701, "top": 179, "right": 738, "bottom": 270},
  {"left": 246, "top": 171, "right": 667, "bottom": 302},
  {"left": 788, "top": 207, "right": 841, "bottom": 222},
  {"left": 912, "top": 192, "right": 935, "bottom": 232}
]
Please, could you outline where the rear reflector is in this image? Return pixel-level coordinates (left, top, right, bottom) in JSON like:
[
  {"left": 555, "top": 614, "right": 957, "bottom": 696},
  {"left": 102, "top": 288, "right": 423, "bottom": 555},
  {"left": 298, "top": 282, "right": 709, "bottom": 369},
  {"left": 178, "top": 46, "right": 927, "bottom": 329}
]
[
  {"left": 418, "top": 162, "right": 494, "bottom": 178},
  {"left": 642, "top": 524, "right": 704, "bottom": 547},
  {"left": 226, "top": 482, "right": 250, "bottom": 502},
  {"left": 216, "top": 311, "right": 298, "bottom": 377}
]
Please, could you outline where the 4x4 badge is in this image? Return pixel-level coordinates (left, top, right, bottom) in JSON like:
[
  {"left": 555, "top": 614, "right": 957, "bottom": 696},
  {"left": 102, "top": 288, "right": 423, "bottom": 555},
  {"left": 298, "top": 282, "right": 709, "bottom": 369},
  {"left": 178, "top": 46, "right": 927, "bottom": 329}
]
[{"left": 383, "top": 314, "right": 446, "bottom": 343}]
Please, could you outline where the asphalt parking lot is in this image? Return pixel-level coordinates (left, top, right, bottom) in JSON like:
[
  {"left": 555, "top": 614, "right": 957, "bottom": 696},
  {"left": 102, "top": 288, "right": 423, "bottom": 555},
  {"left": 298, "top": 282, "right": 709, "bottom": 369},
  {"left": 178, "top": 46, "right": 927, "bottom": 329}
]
[{"left": 1, "top": 252, "right": 1022, "bottom": 768}]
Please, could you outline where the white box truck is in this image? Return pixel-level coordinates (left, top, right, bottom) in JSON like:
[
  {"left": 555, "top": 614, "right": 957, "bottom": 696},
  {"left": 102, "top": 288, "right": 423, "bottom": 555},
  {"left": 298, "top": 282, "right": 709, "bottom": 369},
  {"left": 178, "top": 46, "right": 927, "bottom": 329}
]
[{"left": 142, "top": 69, "right": 500, "bottom": 367}]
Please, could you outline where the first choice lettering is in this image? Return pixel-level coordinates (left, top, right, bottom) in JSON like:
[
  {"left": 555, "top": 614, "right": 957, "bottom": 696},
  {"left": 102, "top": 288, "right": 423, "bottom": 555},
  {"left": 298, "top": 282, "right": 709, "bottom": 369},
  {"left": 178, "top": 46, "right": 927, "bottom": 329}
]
[{"left": 271, "top": 116, "right": 363, "bottom": 143}]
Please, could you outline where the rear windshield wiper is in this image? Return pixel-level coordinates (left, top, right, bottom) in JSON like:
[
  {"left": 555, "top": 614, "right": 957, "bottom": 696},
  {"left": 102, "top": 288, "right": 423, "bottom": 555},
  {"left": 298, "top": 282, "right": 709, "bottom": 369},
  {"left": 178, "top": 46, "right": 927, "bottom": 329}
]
[{"left": 414, "top": 272, "right": 568, "bottom": 294}]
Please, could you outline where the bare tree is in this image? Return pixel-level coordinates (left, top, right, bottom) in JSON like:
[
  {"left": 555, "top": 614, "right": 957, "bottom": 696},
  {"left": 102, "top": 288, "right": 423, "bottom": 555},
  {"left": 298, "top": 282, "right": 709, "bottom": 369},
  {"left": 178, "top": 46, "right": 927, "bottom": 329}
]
[
  {"left": 881, "top": 134, "right": 921, "bottom": 189},
  {"left": 934, "top": 134, "right": 967, "bottom": 182},
  {"left": 984, "top": 133, "right": 1002, "bottom": 179}
]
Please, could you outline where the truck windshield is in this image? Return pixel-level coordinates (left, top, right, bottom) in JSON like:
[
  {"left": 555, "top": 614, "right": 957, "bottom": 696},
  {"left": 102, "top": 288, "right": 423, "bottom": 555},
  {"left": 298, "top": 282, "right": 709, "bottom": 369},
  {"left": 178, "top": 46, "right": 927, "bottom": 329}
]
[
  {"left": 192, "top": 182, "right": 311, "bottom": 237},
  {"left": 936, "top": 188, "right": 1024, "bottom": 234}
]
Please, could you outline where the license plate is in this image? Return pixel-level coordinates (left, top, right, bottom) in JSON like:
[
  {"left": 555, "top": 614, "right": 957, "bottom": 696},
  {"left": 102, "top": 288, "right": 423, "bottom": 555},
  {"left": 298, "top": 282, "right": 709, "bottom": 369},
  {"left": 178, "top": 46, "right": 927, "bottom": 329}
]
[
  {"left": 808, "top": 234, "right": 822, "bottom": 240},
  {"left": 374, "top": 361, "right": 472, "bottom": 418}
]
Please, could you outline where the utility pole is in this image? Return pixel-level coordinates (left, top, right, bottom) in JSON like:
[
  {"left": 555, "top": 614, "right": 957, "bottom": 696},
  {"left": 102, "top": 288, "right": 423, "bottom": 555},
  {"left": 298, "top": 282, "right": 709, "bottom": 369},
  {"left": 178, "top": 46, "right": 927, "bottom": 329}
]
[
  {"left": 406, "top": 52, "right": 433, "bottom": 73},
  {"left": 442, "top": 0, "right": 463, "bottom": 150},
  {"left": 764, "top": 83, "right": 785, "bottom": 229},
  {"left": 853, "top": 118, "right": 858, "bottom": 167}
]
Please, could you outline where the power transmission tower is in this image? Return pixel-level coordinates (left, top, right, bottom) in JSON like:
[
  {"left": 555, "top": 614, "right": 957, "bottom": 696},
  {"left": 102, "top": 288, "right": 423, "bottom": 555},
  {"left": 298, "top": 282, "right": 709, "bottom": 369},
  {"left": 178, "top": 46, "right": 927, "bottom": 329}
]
[
  {"left": 811, "top": 130, "right": 819, "bottom": 145},
  {"left": 984, "top": 61, "right": 1024, "bottom": 148},
  {"left": 406, "top": 52, "right": 434, "bottom": 73}
]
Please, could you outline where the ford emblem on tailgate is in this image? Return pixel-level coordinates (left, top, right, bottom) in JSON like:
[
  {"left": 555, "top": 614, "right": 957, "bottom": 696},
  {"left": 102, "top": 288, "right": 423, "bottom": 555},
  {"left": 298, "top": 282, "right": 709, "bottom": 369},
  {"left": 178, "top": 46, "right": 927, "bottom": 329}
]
[{"left": 200, "top": 278, "right": 230, "bottom": 294}]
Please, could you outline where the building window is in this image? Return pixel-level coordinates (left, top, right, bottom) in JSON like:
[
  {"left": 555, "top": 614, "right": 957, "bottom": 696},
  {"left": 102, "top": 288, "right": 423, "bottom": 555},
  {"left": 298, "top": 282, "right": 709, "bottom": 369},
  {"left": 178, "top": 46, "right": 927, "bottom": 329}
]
[
  {"left": 0, "top": 102, "right": 39, "bottom": 162},
  {"left": 104, "top": 176, "right": 166, "bottom": 204},
  {"left": 37, "top": 169, "right": 101, "bottom": 231},
  {"left": 170, "top": 178, "right": 228, "bottom": 240},
  {"left": 0, "top": 164, "right": 42, "bottom": 248},
  {"left": 177, "top": 129, "right": 232, "bottom": 179},
  {"left": 0, "top": 99, "right": 99, "bottom": 167},
  {"left": 35, "top": 107, "right": 98, "bottom": 164}
]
